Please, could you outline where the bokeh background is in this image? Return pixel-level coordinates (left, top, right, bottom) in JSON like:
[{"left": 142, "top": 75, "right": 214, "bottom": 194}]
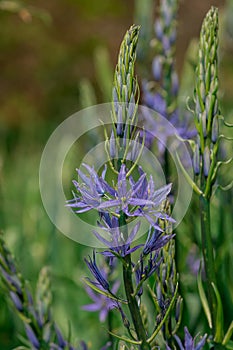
[{"left": 0, "top": 0, "right": 232, "bottom": 348}]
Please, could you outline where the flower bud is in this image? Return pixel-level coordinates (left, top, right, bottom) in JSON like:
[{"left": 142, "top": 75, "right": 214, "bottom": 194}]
[
  {"left": 198, "top": 62, "right": 205, "bottom": 79},
  {"left": 211, "top": 116, "right": 219, "bottom": 143},
  {"left": 109, "top": 131, "right": 116, "bottom": 159},
  {"left": 170, "top": 28, "right": 176, "bottom": 45},
  {"left": 162, "top": 35, "right": 170, "bottom": 52},
  {"left": 200, "top": 81, "right": 206, "bottom": 102},
  {"left": 171, "top": 71, "right": 179, "bottom": 96},
  {"left": 175, "top": 296, "right": 183, "bottom": 323},
  {"left": 152, "top": 57, "right": 162, "bottom": 81},
  {"left": 25, "top": 324, "right": 40, "bottom": 349},
  {"left": 10, "top": 291, "right": 23, "bottom": 311},
  {"left": 131, "top": 134, "right": 140, "bottom": 162},
  {"left": 193, "top": 144, "right": 200, "bottom": 175},
  {"left": 213, "top": 98, "right": 218, "bottom": 115},
  {"left": 210, "top": 77, "right": 218, "bottom": 95},
  {"left": 155, "top": 19, "right": 163, "bottom": 40},
  {"left": 128, "top": 94, "right": 136, "bottom": 120},
  {"left": 116, "top": 105, "right": 123, "bottom": 136},
  {"left": 205, "top": 93, "right": 211, "bottom": 118}
]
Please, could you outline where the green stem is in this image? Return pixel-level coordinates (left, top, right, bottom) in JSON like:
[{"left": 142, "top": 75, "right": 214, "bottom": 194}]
[
  {"left": 200, "top": 194, "right": 217, "bottom": 333},
  {"left": 123, "top": 254, "right": 151, "bottom": 350},
  {"left": 120, "top": 213, "right": 150, "bottom": 350}
]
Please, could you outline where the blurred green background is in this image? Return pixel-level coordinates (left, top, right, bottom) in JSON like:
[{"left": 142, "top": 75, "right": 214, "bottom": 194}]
[{"left": 0, "top": 0, "right": 232, "bottom": 348}]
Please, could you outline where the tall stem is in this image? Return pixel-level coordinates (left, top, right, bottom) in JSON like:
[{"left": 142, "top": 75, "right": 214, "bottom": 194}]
[
  {"left": 123, "top": 254, "right": 151, "bottom": 350},
  {"left": 120, "top": 213, "right": 151, "bottom": 350},
  {"left": 200, "top": 194, "right": 217, "bottom": 333}
]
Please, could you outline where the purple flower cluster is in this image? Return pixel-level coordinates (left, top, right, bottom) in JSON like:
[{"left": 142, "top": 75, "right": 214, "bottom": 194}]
[
  {"left": 66, "top": 158, "right": 176, "bottom": 341},
  {"left": 67, "top": 163, "right": 173, "bottom": 231}
]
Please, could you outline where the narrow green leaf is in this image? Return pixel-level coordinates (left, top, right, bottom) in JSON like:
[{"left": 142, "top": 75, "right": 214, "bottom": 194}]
[
  {"left": 223, "top": 321, "right": 233, "bottom": 346},
  {"left": 83, "top": 277, "right": 127, "bottom": 304},
  {"left": 147, "top": 282, "right": 179, "bottom": 344},
  {"left": 176, "top": 152, "right": 203, "bottom": 196},
  {"left": 212, "top": 282, "right": 224, "bottom": 343},
  {"left": 108, "top": 330, "right": 141, "bottom": 345}
]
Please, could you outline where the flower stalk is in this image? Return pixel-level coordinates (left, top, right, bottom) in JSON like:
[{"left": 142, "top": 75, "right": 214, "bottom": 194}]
[
  {"left": 192, "top": 7, "right": 219, "bottom": 335},
  {"left": 121, "top": 213, "right": 151, "bottom": 350}
]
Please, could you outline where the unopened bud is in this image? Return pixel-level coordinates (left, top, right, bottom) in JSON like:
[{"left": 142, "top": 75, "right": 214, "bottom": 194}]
[
  {"left": 131, "top": 134, "right": 140, "bottom": 162},
  {"left": 205, "top": 93, "right": 211, "bottom": 119},
  {"left": 210, "top": 63, "right": 215, "bottom": 78},
  {"left": 116, "top": 105, "right": 123, "bottom": 136},
  {"left": 171, "top": 72, "right": 179, "bottom": 96},
  {"left": 211, "top": 116, "right": 219, "bottom": 143},
  {"left": 109, "top": 131, "right": 116, "bottom": 159},
  {"left": 161, "top": 265, "right": 167, "bottom": 287},
  {"left": 25, "top": 324, "right": 40, "bottom": 349},
  {"left": 200, "top": 81, "right": 206, "bottom": 102},
  {"left": 210, "top": 44, "right": 217, "bottom": 62},
  {"left": 152, "top": 57, "right": 162, "bottom": 81},
  {"left": 155, "top": 19, "right": 163, "bottom": 40},
  {"left": 175, "top": 296, "right": 183, "bottom": 323},
  {"left": 193, "top": 144, "right": 200, "bottom": 175},
  {"left": 213, "top": 98, "right": 218, "bottom": 116},
  {"left": 10, "top": 291, "right": 23, "bottom": 311},
  {"left": 170, "top": 28, "right": 176, "bottom": 45},
  {"left": 162, "top": 35, "right": 170, "bottom": 52},
  {"left": 199, "top": 62, "right": 205, "bottom": 79},
  {"left": 210, "top": 77, "right": 218, "bottom": 95},
  {"left": 128, "top": 95, "right": 136, "bottom": 120}
]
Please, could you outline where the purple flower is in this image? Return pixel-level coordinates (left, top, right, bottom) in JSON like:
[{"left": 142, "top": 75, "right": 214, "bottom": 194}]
[
  {"left": 67, "top": 164, "right": 115, "bottom": 213},
  {"left": 82, "top": 281, "right": 120, "bottom": 322},
  {"left": 166, "top": 327, "right": 207, "bottom": 350},
  {"left": 25, "top": 324, "right": 40, "bottom": 349},
  {"left": 139, "top": 103, "right": 196, "bottom": 153},
  {"left": 10, "top": 291, "right": 23, "bottom": 311},
  {"left": 84, "top": 251, "right": 110, "bottom": 291},
  {"left": 94, "top": 217, "right": 142, "bottom": 256},
  {"left": 143, "top": 226, "right": 174, "bottom": 255},
  {"left": 68, "top": 164, "right": 173, "bottom": 230},
  {"left": 97, "top": 165, "right": 173, "bottom": 229}
]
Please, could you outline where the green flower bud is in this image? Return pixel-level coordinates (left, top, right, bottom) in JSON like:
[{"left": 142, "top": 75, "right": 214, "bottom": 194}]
[{"left": 200, "top": 81, "right": 206, "bottom": 102}]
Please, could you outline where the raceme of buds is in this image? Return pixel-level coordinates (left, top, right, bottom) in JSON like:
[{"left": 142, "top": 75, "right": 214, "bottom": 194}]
[
  {"left": 192, "top": 7, "right": 221, "bottom": 197},
  {"left": 108, "top": 25, "right": 141, "bottom": 173}
]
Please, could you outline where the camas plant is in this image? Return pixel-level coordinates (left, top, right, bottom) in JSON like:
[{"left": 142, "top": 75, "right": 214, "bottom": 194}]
[
  {"left": 178, "top": 6, "right": 233, "bottom": 349},
  {"left": 67, "top": 25, "right": 199, "bottom": 350}
]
